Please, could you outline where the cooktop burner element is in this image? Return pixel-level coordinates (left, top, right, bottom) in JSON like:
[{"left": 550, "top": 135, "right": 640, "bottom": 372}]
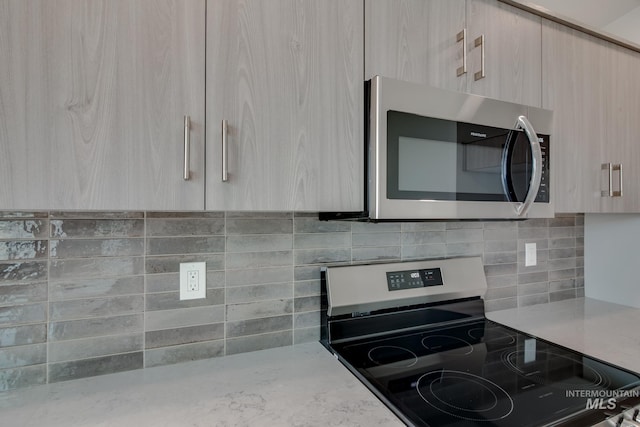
[
  {"left": 322, "top": 257, "right": 640, "bottom": 427},
  {"left": 416, "top": 370, "right": 514, "bottom": 422}
]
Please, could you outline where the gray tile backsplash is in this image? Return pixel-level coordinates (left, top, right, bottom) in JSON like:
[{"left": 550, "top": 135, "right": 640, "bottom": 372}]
[{"left": 0, "top": 211, "right": 584, "bottom": 391}]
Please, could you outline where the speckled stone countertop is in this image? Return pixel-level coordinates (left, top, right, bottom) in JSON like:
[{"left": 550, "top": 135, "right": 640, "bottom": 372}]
[
  {"left": 2, "top": 297, "right": 639, "bottom": 427},
  {"left": 487, "top": 297, "right": 640, "bottom": 374},
  {"left": 0, "top": 342, "right": 403, "bottom": 427}
]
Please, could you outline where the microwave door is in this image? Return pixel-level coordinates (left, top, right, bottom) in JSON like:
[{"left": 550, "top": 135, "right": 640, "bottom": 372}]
[{"left": 501, "top": 115, "right": 543, "bottom": 217}]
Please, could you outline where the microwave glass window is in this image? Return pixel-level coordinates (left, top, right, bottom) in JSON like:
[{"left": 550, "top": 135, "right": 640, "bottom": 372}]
[{"left": 387, "top": 110, "right": 544, "bottom": 203}]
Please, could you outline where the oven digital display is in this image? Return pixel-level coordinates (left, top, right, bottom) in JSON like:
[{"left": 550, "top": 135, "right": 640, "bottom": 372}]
[{"left": 386, "top": 268, "right": 443, "bottom": 291}]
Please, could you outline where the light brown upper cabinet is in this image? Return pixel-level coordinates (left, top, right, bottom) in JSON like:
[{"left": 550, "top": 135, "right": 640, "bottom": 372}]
[
  {"left": 365, "top": 0, "right": 542, "bottom": 107},
  {"left": 543, "top": 20, "right": 640, "bottom": 213},
  {"left": 0, "top": 0, "right": 206, "bottom": 210},
  {"left": 206, "top": 0, "right": 364, "bottom": 211}
]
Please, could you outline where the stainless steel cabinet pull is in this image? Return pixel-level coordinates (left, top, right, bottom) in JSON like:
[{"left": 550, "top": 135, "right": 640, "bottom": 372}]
[
  {"left": 456, "top": 29, "right": 467, "bottom": 77},
  {"left": 474, "top": 35, "right": 485, "bottom": 81},
  {"left": 183, "top": 116, "right": 191, "bottom": 181},
  {"left": 613, "top": 164, "right": 623, "bottom": 197},
  {"left": 601, "top": 163, "right": 613, "bottom": 197},
  {"left": 222, "top": 119, "right": 229, "bottom": 182}
]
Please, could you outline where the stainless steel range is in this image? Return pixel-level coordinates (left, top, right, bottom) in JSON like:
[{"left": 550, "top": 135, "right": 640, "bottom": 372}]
[{"left": 321, "top": 257, "right": 640, "bottom": 427}]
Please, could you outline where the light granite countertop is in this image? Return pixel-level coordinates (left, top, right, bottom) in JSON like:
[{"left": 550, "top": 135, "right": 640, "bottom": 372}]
[{"left": 2, "top": 297, "right": 639, "bottom": 427}]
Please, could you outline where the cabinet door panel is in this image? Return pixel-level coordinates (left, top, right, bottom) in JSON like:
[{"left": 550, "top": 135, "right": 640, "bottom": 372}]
[
  {"left": 543, "top": 21, "right": 609, "bottom": 213},
  {"left": 365, "top": 0, "right": 466, "bottom": 92},
  {"left": 467, "top": 0, "right": 542, "bottom": 107},
  {"left": 207, "top": 0, "right": 363, "bottom": 211},
  {"left": 0, "top": 0, "right": 205, "bottom": 210}
]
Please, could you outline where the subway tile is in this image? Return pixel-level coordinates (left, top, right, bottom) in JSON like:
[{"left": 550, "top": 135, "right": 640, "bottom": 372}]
[
  {"left": 549, "top": 268, "right": 577, "bottom": 281},
  {"left": 549, "top": 217, "right": 575, "bottom": 227},
  {"left": 50, "top": 257, "right": 144, "bottom": 281},
  {"left": 485, "top": 274, "right": 517, "bottom": 288},
  {"left": 145, "top": 289, "right": 224, "bottom": 312},
  {"left": 483, "top": 228, "right": 517, "bottom": 241},
  {"left": 50, "top": 212, "right": 143, "bottom": 219},
  {"left": 549, "top": 238, "right": 576, "bottom": 249},
  {"left": 518, "top": 271, "right": 549, "bottom": 285},
  {"left": 483, "top": 221, "right": 517, "bottom": 230},
  {"left": 0, "top": 219, "right": 48, "bottom": 239},
  {"left": 352, "top": 222, "right": 401, "bottom": 233},
  {"left": 294, "top": 280, "right": 320, "bottom": 298},
  {"left": 226, "top": 299, "right": 293, "bottom": 322},
  {"left": 227, "top": 235, "right": 292, "bottom": 253},
  {"left": 446, "top": 222, "right": 483, "bottom": 230},
  {"left": 294, "top": 311, "right": 320, "bottom": 329},
  {"left": 146, "top": 217, "right": 224, "bottom": 236},
  {"left": 484, "top": 263, "right": 518, "bottom": 277},
  {"left": 484, "top": 298, "right": 517, "bottom": 312},
  {"left": 0, "top": 261, "right": 47, "bottom": 285},
  {"left": 577, "top": 288, "right": 585, "bottom": 297},
  {"left": 293, "top": 266, "right": 321, "bottom": 281},
  {"left": 517, "top": 239, "right": 548, "bottom": 251},
  {"left": 549, "top": 248, "right": 576, "bottom": 260},
  {"left": 548, "top": 227, "right": 576, "bottom": 238},
  {"left": 401, "top": 222, "right": 445, "bottom": 232},
  {"left": 0, "top": 283, "right": 47, "bottom": 307},
  {"left": 226, "top": 283, "right": 292, "bottom": 304},
  {"left": 446, "top": 242, "right": 483, "bottom": 257},
  {"left": 295, "top": 248, "right": 351, "bottom": 265},
  {"left": 145, "top": 254, "right": 224, "bottom": 274},
  {"left": 226, "top": 315, "right": 292, "bottom": 338},
  {"left": 49, "top": 276, "right": 144, "bottom": 301},
  {"left": 483, "top": 252, "right": 517, "bottom": 265},
  {"left": 485, "top": 286, "right": 517, "bottom": 300},
  {"left": 294, "top": 296, "right": 321, "bottom": 313},
  {"left": 446, "top": 229, "right": 483, "bottom": 243},
  {"left": 518, "top": 282, "right": 549, "bottom": 296},
  {"left": 550, "top": 289, "right": 577, "bottom": 302},
  {"left": 50, "top": 238, "right": 144, "bottom": 259},
  {"left": 518, "top": 219, "right": 548, "bottom": 228},
  {"left": 50, "top": 219, "right": 144, "bottom": 238},
  {"left": 0, "top": 324, "right": 47, "bottom": 348},
  {"left": 48, "top": 352, "right": 143, "bottom": 383},
  {"left": 351, "top": 232, "right": 400, "bottom": 247},
  {"left": 0, "top": 240, "right": 48, "bottom": 261},
  {"left": 550, "top": 279, "right": 576, "bottom": 292},
  {"left": 146, "top": 236, "right": 225, "bottom": 256},
  {"left": 0, "top": 344, "right": 46, "bottom": 369},
  {"left": 49, "top": 295, "right": 144, "bottom": 321},
  {"left": 227, "top": 211, "right": 293, "bottom": 219},
  {"left": 352, "top": 247, "right": 401, "bottom": 263},
  {"left": 145, "top": 323, "right": 224, "bottom": 349},
  {"left": 294, "top": 218, "right": 351, "bottom": 233},
  {"left": 294, "top": 232, "right": 351, "bottom": 249},
  {"left": 484, "top": 240, "right": 517, "bottom": 253},
  {"left": 401, "top": 244, "right": 447, "bottom": 260},
  {"left": 145, "top": 306, "right": 225, "bottom": 332},
  {"left": 226, "top": 218, "right": 292, "bottom": 235},
  {"left": 548, "top": 258, "right": 577, "bottom": 271},
  {"left": 144, "top": 340, "right": 224, "bottom": 368},
  {"left": 146, "top": 271, "right": 225, "bottom": 294},
  {"left": 516, "top": 260, "right": 549, "bottom": 274},
  {"left": 226, "top": 251, "right": 292, "bottom": 270},
  {"left": 0, "top": 303, "right": 47, "bottom": 327},
  {"left": 48, "top": 334, "right": 143, "bottom": 363},
  {"left": 226, "top": 267, "right": 293, "bottom": 287},
  {"left": 0, "top": 365, "right": 46, "bottom": 391},
  {"left": 517, "top": 227, "right": 549, "bottom": 239},
  {"left": 226, "top": 330, "right": 292, "bottom": 356},
  {"left": 146, "top": 212, "right": 224, "bottom": 219},
  {"left": 0, "top": 212, "right": 48, "bottom": 219},
  {"left": 401, "top": 231, "right": 446, "bottom": 245},
  {"left": 518, "top": 293, "right": 549, "bottom": 307},
  {"left": 576, "top": 277, "right": 585, "bottom": 288},
  {"left": 294, "top": 327, "right": 320, "bottom": 344},
  {"left": 48, "top": 314, "right": 143, "bottom": 341}
]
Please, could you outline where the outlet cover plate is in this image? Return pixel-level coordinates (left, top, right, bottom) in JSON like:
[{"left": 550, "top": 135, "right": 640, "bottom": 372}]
[{"left": 180, "top": 262, "right": 206, "bottom": 300}]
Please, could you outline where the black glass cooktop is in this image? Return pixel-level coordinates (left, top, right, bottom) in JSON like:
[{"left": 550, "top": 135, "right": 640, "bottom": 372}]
[{"left": 331, "top": 318, "right": 640, "bottom": 427}]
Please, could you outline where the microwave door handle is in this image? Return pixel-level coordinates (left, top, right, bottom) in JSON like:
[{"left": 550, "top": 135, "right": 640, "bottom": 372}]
[{"left": 514, "top": 115, "right": 543, "bottom": 217}]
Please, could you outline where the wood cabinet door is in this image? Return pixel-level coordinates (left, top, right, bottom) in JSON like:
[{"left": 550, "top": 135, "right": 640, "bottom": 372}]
[
  {"left": 542, "top": 20, "right": 611, "bottom": 213},
  {"left": 206, "top": 0, "right": 364, "bottom": 211},
  {"left": 466, "top": 0, "right": 542, "bottom": 107},
  {"left": 365, "top": 0, "right": 466, "bottom": 92},
  {"left": 0, "top": 0, "right": 205, "bottom": 210}
]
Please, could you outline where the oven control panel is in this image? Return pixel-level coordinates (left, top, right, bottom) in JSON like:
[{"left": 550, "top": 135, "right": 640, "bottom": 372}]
[{"left": 386, "top": 268, "right": 443, "bottom": 291}]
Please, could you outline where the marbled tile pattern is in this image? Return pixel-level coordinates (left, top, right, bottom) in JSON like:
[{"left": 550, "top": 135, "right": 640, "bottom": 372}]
[{"left": 0, "top": 211, "right": 584, "bottom": 391}]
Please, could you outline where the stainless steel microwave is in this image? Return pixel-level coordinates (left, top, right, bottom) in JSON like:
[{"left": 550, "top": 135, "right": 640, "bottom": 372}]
[{"left": 364, "top": 76, "right": 553, "bottom": 220}]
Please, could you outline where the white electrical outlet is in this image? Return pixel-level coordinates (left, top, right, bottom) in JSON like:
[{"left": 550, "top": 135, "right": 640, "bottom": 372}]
[
  {"left": 525, "top": 243, "right": 537, "bottom": 267},
  {"left": 180, "top": 262, "right": 206, "bottom": 300}
]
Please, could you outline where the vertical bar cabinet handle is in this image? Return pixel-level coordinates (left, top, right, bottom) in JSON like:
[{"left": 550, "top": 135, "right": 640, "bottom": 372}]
[
  {"left": 474, "top": 35, "right": 485, "bottom": 81},
  {"left": 456, "top": 29, "right": 467, "bottom": 77},
  {"left": 183, "top": 116, "right": 190, "bottom": 181},
  {"left": 222, "top": 119, "right": 229, "bottom": 182},
  {"left": 613, "top": 164, "right": 623, "bottom": 197},
  {"left": 601, "top": 163, "right": 613, "bottom": 197}
]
